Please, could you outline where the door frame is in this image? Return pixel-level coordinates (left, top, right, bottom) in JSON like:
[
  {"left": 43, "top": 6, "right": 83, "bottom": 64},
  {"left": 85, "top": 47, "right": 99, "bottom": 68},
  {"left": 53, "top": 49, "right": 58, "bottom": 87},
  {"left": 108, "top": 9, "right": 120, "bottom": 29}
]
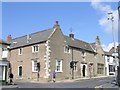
[
  {"left": 81, "top": 63, "right": 87, "bottom": 77},
  {"left": 18, "top": 65, "right": 22, "bottom": 79}
]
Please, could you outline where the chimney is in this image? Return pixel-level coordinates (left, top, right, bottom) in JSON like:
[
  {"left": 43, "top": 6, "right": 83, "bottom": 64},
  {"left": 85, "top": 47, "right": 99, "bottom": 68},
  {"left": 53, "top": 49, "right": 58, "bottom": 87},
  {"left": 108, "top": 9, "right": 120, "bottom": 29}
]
[
  {"left": 7, "top": 35, "right": 12, "bottom": 43},
  {"left": 56, "top": 21, "right": 58, "bottom": 25},
  {"left": 69, "top": 33, "right": 74, "bottom": 39},
  {"left": 53, "top": 21, "right": 60, "bottom": 29},
  {"left": 69, "top": 27, "right": 74, "bottom": 39},
  {"left": 95, "top": 36, "right": 101, "bottom": 45}
]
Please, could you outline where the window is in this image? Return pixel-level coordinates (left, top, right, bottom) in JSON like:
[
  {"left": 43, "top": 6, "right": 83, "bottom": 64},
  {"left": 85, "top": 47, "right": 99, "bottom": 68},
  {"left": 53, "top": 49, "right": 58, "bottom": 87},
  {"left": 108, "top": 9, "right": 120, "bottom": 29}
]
[
  {"left": 109, "top": 65, "right": 115, "bottom": 72},
  {"left": 56, "top": 60, "right": 62, "bottom": 72},
  {"left": 32, "top": 45, "right": 39, "bottom": 53},
  {"left": 32, "top": 60, "right": 38, "bottom": 72},
  {"left": 97, "top": 63, "right": 104, "bottom": 74},
  {"left": 18, "top": 48, "right": 23, "bottom": 55},
  {"left": 113, "top": 59, "right": 116, "bottom": 64},
  {"left": 73, "top": 62, "right": 77, "bottom": 71},
  {"left": 2, "top": 48, "right": 7, "bottom": 51},
  {"left": 107, "top": 56, "right": 110, "bottom": 62},
  {"left": 64, "top": 46, "right": 70, "bottom": 53},
  {"left": 82, "top": 51, "right": 86, "bottom": 57}
]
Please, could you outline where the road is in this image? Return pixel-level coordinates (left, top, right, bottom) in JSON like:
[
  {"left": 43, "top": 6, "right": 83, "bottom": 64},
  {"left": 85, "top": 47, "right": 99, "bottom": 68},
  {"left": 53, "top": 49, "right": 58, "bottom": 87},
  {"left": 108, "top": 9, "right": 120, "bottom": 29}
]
[{"left": 11, "top": 77, "right": 119, "bottom": 89}]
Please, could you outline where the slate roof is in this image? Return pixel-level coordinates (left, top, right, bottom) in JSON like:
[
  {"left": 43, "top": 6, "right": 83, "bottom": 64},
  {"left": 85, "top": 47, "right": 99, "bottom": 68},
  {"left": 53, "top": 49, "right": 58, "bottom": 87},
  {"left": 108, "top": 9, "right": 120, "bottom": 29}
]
[
  {"left": 104, "top": 51, "right": 112, "bottom": 56},
  {"left": 90, "top": 43, "right": 96, "bottom": 51},
  {"left": 10, "top": 28, "right": 96, "bottom": 53},
  {"left": 109, "top": 47, "right": 118, "bottom": 54},
  {"left": 64, "top": 36, "right": 94, "bottom": 52},
  {"left": 10, "top": 28, "right": 54, "bottom": 49}
]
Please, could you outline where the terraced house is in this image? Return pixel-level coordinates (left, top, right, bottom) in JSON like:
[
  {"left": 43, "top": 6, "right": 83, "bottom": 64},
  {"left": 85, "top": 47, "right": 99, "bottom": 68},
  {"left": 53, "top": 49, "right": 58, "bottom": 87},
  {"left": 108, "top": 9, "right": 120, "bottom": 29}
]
[{"left": 8, "top": 21, "right": 105, "bottom": 82}]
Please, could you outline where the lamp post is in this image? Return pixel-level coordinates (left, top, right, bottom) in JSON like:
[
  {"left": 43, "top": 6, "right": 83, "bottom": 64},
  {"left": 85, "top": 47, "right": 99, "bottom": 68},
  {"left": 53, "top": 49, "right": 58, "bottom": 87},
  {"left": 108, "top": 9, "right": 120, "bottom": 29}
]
[
  {"left": 118, "top": 4, "right": 120, "bottom": 86},
  {"left": 107, "top": 12, "right": 117, "bottom": 82}
]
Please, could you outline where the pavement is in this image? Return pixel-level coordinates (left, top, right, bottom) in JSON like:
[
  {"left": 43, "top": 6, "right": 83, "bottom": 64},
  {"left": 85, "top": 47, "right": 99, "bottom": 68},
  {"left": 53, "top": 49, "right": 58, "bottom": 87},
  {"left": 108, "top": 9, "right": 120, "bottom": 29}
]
[
  {"left": 55, "top": 75, "right": 115, "bottom": 83},
  {"left": 1, "top": 76, "right": 120, "bottom": 89}
]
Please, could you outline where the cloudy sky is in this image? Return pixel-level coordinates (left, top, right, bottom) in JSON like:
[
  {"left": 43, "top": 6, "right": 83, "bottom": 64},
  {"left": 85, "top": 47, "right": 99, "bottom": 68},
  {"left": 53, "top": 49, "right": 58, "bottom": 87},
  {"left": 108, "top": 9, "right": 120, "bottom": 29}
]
[{"left": 1, "top": 0, "right": 119, "bottom": 51}]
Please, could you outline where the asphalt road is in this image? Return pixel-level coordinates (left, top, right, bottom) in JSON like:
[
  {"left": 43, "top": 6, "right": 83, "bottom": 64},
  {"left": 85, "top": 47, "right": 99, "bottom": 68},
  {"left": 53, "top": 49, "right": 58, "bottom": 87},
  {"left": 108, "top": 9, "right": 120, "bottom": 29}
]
[{"left": 12, "top": 77, "right": 119, "bottom": 88}]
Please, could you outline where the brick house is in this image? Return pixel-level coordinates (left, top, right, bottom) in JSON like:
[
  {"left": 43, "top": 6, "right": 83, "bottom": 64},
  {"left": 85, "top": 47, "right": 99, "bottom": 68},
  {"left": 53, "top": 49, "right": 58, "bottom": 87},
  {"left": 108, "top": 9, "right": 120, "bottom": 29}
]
[{"left": 8, "top": 21, "right": 105, "bottom": 82}]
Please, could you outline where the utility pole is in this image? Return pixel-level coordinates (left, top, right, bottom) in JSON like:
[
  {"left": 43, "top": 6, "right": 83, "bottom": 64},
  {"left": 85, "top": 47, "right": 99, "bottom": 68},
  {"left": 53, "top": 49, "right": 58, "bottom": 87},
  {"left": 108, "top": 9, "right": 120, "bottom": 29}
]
[
  {"left": 118, "top": 3, "right": 120, "bottom": 86},
  {"left": 107, "top": 12, "right": 117, "bottom": 82}
]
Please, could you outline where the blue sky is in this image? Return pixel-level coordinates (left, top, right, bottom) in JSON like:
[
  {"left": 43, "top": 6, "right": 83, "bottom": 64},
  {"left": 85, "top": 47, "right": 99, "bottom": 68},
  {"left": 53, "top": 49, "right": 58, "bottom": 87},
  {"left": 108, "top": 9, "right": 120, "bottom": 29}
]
[{"left": 2, "top": 2, "right": 119, "bottom": 51}]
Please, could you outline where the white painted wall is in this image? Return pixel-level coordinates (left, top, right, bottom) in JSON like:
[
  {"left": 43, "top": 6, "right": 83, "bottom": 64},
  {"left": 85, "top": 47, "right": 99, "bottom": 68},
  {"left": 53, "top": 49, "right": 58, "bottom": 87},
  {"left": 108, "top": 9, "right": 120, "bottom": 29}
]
[
  {"left": 105, "top": 53, "right": 119, "bottom": 76},
  {"left": 0, "top": 44, "right": 2, "bottom": 60}
]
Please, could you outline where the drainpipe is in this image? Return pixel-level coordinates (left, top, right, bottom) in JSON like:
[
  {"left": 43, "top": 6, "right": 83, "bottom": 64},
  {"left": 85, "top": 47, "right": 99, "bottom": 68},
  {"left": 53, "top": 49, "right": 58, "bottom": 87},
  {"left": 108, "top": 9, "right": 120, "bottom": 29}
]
[{"left": 71, "top": 47, "right": 74, "bottom": 79}]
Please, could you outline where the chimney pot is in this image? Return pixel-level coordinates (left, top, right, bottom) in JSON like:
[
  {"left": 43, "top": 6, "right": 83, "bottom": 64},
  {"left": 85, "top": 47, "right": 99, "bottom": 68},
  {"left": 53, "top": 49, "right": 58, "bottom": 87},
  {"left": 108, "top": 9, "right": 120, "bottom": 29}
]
[
  {"left": 56, "top": 21, "right": 58, "bottom": 25},
  {"left": 7, "top": 35, "right": 12, "bottom": 43},
  {"left": 53, "top": 21, "right": 60, "bottom": 29},
  {"left": 96, "top": 36, "right": 101, "bottom": 45},
  {"left": 69, "top": 33, "right": 74, "bottom": 38}
]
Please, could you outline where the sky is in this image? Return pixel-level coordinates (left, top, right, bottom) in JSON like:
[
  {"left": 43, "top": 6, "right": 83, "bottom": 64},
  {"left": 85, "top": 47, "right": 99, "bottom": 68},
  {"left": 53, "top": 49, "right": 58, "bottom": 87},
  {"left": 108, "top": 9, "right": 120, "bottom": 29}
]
[{"left": 1, "top": 1, "right": 119, "bottom": 51}]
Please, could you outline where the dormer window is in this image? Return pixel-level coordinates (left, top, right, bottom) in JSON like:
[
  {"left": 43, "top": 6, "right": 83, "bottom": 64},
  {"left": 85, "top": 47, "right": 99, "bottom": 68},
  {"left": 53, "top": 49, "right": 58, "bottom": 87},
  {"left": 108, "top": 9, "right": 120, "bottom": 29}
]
[
  {"left": 13, "top": 41, "right": 17, "bottom": 46},
  {"left": 18, "top": 48, "right": 23, "bottom": 55},
  {"left": 27, "top": 34, "right": 31, "bottom": 43},
  {"left": 32, "top": 45, "right": 39, "bottom": 53},
  {"left": 64, "top": 45, "right": 70, "bottom": 53}
]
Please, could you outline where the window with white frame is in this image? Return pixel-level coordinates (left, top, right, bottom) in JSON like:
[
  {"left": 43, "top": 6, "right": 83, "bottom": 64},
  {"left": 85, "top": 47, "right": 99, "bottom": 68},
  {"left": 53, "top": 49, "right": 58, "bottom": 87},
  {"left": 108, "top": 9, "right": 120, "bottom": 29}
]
[
  {"left": 18, "top": 48, "right": 23, "bottom": 55},
  {"left": 56, "top": 59, "right": 62, "bottom": 72},
  {"left": 32, "top": 60, "right": 38, "bottom": 72},
  {"left": 64, "top": 46, "right": 70, "bottom": 53},
  {"left": 73, "top": 62, "right": 77, "bottom": 71},
  {"left": 32, "top": 45, "right": 39, "bottom": 53}
]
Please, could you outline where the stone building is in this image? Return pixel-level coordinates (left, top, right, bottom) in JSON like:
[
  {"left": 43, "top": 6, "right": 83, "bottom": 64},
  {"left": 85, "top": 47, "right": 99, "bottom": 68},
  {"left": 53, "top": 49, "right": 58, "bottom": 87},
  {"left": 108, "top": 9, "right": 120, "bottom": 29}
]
[{"left": 9, "top": 21, "right": 105, "bottom": 82}]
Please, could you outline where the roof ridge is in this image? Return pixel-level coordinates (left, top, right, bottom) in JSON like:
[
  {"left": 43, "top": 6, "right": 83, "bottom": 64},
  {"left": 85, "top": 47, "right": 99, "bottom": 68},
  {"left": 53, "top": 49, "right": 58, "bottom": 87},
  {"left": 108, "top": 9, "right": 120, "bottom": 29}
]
[
  {"left": 29, "top": 28, "right": 53, "bottom": 36},
  {"left": 12, "top": 28, "right": 53, "bottom": 40},
  {"left": 64, "top": 35, "right": 90, "bottom": 44}
]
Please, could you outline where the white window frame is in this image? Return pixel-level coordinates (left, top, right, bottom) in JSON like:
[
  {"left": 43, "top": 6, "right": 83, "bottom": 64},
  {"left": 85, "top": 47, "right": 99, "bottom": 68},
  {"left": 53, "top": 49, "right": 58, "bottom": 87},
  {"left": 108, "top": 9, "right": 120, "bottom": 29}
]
[
  {"left": 18, "top": 65, "right": 22, "bottom": 78},
  {"left": 64, "top": 46, "right": 70, "bottom": 53},
  {"left": 32, "top": 60, "right": 38, "bottom": 73},
  {"left": 73, "top": 62, "right": 77, "bottom": 71},
  {"left": 55, "top": 59, "right": 63, "bottom": 72},
  {"left": 18, "top": 48, "right": 23, "bottom": 55},
  {"left": 32, "top": 45, "right": 39, "bottom": 53}
]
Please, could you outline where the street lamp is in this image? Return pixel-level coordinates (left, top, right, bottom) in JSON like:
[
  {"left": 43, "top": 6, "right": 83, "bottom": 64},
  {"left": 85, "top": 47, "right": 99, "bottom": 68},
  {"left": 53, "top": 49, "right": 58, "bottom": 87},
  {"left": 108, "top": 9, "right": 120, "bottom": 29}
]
[
  {"left": 107, "top": 12, "right": 117, "bottom": 82},
  {"left": 118, "top": 4, "right": 120, "bottom": 86}
]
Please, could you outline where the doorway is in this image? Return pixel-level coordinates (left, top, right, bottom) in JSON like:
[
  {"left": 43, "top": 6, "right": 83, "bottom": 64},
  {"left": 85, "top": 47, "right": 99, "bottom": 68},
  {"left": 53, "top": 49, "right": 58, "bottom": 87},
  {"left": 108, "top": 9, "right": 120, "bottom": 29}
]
[
  {"left": 81, "top": 64, "right": 87, "bottom": 77},
  {"left": 18, "top": 66, "right": 22, "bottom": 78},
  {"left": 82, "top": 65, "right": 86, "bottom": 77}
]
